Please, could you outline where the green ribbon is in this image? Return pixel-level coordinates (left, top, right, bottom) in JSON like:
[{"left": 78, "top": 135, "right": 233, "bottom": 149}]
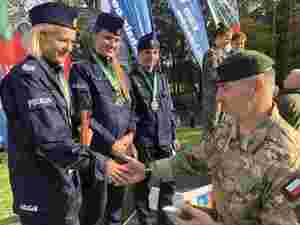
[
  {"left": 59, "top": 72, "right": 71, "bottom": 108},
  {"left": 142, "top": 69, "right": 159, "bottom": 104},
  {"left": 92, "top": 52, "right": 127, "bottom": 103}
]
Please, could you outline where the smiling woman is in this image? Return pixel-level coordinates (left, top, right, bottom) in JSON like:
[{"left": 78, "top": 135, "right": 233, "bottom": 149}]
[{"left": 25, "top": 24, "right": 76, "bottom": 65}]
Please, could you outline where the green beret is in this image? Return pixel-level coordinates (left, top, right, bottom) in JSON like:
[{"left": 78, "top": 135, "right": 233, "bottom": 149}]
[{"left": 217, "top": 50, "right": 274, "bottom": 83}]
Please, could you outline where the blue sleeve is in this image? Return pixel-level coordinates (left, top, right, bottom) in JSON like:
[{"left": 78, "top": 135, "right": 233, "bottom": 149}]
[
  {"left": 164, "top": 76, "right": 176, "bottom": 141},
  {"left": 6, "top": 71, "right": 107, "bottom": 176},
  {"left": 128, "top": 80, "right": 138, "bottom": 132},
  {"left": 69, "top": 64, "right": 116, "bottom": 147}
]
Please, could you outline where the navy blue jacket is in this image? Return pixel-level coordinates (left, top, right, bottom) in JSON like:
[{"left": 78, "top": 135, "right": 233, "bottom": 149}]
[
  {"left": 0, "top": 56, "right": 107, "bottom": 222},
  {"left": 130, "top": 64, "right": 176, "bottom": 146},
  {"left": 69, "top": 57, "right": 136, "bottom": 156}
]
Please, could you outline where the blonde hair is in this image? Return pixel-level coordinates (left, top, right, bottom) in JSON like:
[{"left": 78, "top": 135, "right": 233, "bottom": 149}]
[{"left": 24, "top": 24, "right": 61, "bottom": 58}]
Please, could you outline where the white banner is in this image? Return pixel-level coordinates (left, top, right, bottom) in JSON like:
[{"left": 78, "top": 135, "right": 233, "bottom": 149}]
[
  {"left": 206, "top": 0, "right": 239, "bottom": 28},
  {"left": 24, "top": 0, "right": 53, "bottom": 12}
]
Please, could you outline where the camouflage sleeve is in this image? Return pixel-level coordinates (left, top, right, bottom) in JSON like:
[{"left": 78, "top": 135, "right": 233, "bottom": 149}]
[
  {"left": 149, "top": 144, "right": 210, "bottom": 183},
  {"left": 238, "top": 127, "right": 300, "bottom": 225},
  {"left": 149, "top": 120, "right": 233, "bottom": 182}
]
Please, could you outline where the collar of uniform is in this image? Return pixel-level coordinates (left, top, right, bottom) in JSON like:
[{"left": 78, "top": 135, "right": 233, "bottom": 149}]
[
  {"left": 93, "top": 50, "right": 111, "bottom": 66},
  {"left": 236, "top": 104, "right": 277, "bottom": 152},
  {"left": 41, "top": 57, "right": 64, "bottom": 74}
]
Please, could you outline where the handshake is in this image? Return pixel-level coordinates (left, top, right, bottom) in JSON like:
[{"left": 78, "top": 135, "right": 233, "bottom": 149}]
[
  {"left": 105, "top": 131, "right": 147, "bottom": 186},
  {"left": 105, "top": 153, "right": 147, "bottom": 186}
]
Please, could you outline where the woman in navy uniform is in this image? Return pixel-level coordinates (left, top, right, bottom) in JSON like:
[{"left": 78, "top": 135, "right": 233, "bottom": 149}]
[
  {"left": 0, "top": 3, "right": 140, "bottom": 225},
  {"left": 69, "top": 13, "right": 137, "bottom": 225},
  {"left": 129, "top": 33, "right": 177, "bottom": 225}
]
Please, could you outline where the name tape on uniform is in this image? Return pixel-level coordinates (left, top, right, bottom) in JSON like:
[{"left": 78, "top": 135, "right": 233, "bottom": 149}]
[{"left": 28, "top": 97, "right": 53, "bottom": 109}]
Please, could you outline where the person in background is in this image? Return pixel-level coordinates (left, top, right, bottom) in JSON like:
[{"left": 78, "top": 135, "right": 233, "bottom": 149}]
[
  {"left": 201, "top": 23, "right": 233, "bottom": 131},
  {"left": 129, "top": 32, "right": 177, "bottom": 225},
  {"left": 69, "top": 12, "right": 137, "bottom": 225},
  {"left": 231, "top": 31, "right": 247, "bottom": 51}
]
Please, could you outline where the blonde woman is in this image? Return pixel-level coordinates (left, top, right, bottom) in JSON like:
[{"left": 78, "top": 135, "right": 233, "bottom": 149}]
[{"left": 0, "top": 3, "right": 142, "bottom": 225}]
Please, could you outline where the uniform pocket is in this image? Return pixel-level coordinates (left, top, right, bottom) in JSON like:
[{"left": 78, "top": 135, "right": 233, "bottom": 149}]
[{"left": 91, "top": 78, "right": 113, "bottom": 97}]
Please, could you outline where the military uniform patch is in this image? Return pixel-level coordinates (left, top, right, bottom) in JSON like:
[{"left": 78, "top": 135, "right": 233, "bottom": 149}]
[
  {"left": 282, "top": 177, "right": 300, "bottom": 200},
  {"left": 22, "top": 64, "right": 36, "bottom": 72}
]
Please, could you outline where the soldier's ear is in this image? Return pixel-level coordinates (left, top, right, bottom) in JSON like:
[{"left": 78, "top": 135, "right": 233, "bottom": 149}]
[{"left": 255, "top": 77, "right": 264, "bottom": 93}]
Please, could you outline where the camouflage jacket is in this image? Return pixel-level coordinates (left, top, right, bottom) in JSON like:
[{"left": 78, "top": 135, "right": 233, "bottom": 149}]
[{"left": 150, "top": 106, "right": 300, "bottom": 225}]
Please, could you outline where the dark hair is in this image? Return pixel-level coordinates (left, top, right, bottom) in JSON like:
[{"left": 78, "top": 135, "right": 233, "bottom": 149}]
[{"left": 214, "top": 23, "right": 231, "bottom": 38}]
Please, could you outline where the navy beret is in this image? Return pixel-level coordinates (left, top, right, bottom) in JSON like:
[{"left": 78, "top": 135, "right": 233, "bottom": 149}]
[
  {"left": 94, "top": 13, "right": 124, "bottom": 35},
  {"left": 217, "top": 50, "right": 274, "bottom": 83},
  {"left": 29, "top": 2, "right": 78, "bottom": 30},
  {"left": 138, "top": 32, "right": 160, "bottom": 52}
]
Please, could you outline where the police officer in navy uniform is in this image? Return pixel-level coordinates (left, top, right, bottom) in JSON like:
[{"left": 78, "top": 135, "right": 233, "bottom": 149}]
[
  {"left": 129, "top": 33, "right": 177, "bottom": 225},
  {"left": 0, "top": 3, "right": 142, "bottom": 225},
  {"left": 69, "top": 13, "right": 137, "bottom": 225}
]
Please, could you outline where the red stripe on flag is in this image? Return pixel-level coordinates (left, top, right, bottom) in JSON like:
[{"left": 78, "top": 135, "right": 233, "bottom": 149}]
[
  {"left": 232, "top": 23, "right": 240, "bottom": 33},
  {"left": 0, "top": 32, "right": 26, "bottom": 66}
]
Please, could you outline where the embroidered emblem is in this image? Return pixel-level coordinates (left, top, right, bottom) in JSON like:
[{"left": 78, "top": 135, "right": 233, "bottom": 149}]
[
  {"left": 71, "top": 84, "right": 86, "bottom": 89},
  {"left": 20, "top": 204, "right": 39, "bottom": 212},
  {"left": 282, "top": 177, "right": 300, "bottom": 200},
  {"left": 28, "top": 97, "right": 53, "bottom": 109},
  {"left": 22, "top": 64, "right": 36, "bottom": 72}
]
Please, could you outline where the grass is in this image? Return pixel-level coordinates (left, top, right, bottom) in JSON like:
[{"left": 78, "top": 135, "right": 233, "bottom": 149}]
[
  {"left": 0, "top": 128, "right": 202, "bottom": 225},
  {"left": 0, "top": 153, "right": 19, "bottom": 225},
  {"left": 176, "top": 127, "right": 202, "bottom": 145}
]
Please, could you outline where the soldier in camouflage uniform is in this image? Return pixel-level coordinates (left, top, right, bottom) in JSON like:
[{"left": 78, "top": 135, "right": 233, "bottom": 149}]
[
  {"left": 127, "top": 50, "right": 300, "bottom": 225},
  {"left": 201, "top": 23, "right": 233, "bottom": 130}
]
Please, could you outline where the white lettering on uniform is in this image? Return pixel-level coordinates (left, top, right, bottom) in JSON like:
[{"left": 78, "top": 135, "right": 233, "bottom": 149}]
[
  {"left": 20, "top": 204, "right": 39, "bottom": 212},
  {"left": 28, "top": 97, "right": 53, "bottom": 109}
]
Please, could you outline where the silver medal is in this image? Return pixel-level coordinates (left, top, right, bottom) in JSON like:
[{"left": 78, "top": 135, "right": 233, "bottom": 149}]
[{"left": 151, "top": 100, "right": 159, "bottom": 111}]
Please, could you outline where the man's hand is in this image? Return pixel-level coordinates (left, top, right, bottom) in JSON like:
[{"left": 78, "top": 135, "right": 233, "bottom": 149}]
[
  {"left": 175, "top": 204, "right": 217, "bottom": 225},
  {"left": 113, "top": 155, "right": 146, "bottom": 186}
]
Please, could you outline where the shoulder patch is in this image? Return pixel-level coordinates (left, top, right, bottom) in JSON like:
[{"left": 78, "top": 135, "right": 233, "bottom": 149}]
[
  {"left": 22, "top": 63, "right": 36, "bottom": 72},
  {"left": 282, "top": 177, "right": 300, "bottom": 201}
]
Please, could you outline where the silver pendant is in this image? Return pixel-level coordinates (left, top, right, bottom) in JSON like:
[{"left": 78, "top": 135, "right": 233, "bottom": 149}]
[{"left": 151, "top": 100, "right": 159, "bottom": 111}]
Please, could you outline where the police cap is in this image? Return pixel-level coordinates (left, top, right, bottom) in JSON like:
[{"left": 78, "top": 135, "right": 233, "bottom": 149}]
[
  {"left": 94, "top": 13, "right": 124, "bottom": 35},
  {"left": 217, "top": 50, "right": 275, "bottom": 83},
  {"left": 29, "top": 2, "right": 78, "bottom": 30},
  {"left": 138, "top": 32, "right": 160, "bottom": 52}
]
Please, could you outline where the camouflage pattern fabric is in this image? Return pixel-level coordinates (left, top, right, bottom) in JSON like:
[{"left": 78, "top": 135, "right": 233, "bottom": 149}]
[{"left": 151, "top": 105, "right": 300, "bottom": 225}]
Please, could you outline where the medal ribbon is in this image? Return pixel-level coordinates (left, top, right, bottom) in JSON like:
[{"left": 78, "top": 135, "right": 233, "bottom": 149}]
[
  {"left": 143, "top": 70, "right": 159, "bottom": 103},
  {"left": 92, "top": 52, "right": 128, "bottom": 101}
]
